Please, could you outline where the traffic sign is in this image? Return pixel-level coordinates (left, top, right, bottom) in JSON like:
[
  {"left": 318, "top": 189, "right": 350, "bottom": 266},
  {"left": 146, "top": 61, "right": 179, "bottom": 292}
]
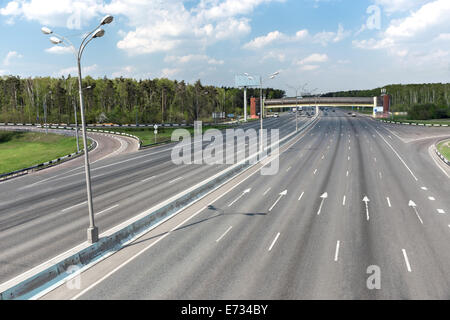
[{"left": 154, "top": 124, "right": 158, "bottom": 130}]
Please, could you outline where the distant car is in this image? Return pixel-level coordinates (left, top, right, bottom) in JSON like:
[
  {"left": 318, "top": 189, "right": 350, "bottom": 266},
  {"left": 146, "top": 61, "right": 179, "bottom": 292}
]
[
  {"left": 274, "top": 113, "right": 279, "bottom": 118},
  {"left": 332, "top": 110, "right": 335, "bottom": 112},
  {"left": 351, "top": 113, "right": 356, "bottom": 117},
  {"left": 348, "top": 112, "right": 352, "bottom": 115}
]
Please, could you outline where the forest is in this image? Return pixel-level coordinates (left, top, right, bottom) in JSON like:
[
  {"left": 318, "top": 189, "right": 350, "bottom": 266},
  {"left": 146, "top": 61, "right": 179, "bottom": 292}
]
[
  {"left": 0, "top": 76, "right": 285, "bottom": 124},
  {"left": 323, "top": 83, "right": 450, "bottom": 119},
  {"left": 1, "top": 76, "right": 450, "bottom": 123}
]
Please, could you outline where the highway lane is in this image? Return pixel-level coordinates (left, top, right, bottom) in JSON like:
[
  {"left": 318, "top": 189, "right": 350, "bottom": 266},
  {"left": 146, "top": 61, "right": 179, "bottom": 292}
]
[
  {"left": 41, "top": 109, "right": 450, "bottom": 300},
  {"left": 0, "top": 114, "right": 307, "bottom": 283}
]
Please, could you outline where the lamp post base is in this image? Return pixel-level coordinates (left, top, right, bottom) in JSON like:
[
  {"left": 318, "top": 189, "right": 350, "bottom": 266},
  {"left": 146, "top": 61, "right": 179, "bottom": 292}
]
[{"left": 87, "top": 226, "right": 99, "bottom": 244}]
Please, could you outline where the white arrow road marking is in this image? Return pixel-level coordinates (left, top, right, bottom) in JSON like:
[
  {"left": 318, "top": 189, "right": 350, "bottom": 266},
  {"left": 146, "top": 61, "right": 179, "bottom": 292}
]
[
  {"left": 334, "top": 241, "right": 340, "bottom": 262},
  {"left": 402, "top": 249, "right": 412, "bottom": 272},
  {"left": 409, "top": 200, "right": 423, "bottom": 224},
  {"left": 268, "top": 233, "right": 281, "bottom": 251},
  {"left": 363, "top": 196, "right": 370, "bottom": 221},
  {"left": 216, "top": 226, "right": 232, "bottom": 242},
  {"left": 317, "top": 192, "right": 328, "bottom": 215},
  {"left": 228, "top": 188, "right": 251, "bottom": 207},
  {"left": 269, "top": 190, "right": 288, "bottom": 212}
]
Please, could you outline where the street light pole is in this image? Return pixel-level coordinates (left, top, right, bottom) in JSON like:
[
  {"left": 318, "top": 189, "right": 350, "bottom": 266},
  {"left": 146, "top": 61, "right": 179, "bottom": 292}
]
[
  {"left": 72, "top": 97, "right": 80, "bottom": 153},
  {"left": 259, "top": 72, "right": 279, "bottom": 153},
  {"left": 42, "top": 15, "right": 114, "bottom": 244}
]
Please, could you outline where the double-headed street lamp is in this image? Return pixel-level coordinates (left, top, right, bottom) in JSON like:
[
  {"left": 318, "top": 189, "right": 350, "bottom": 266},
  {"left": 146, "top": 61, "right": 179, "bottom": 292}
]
[
  {"left": 287, "top": 83, "right": 308, "bottom": 132},
  {"left": 42, "top": 15, "right": 114, "bottom": 244},
  {"left": 246, "top": 72, "right": 280, "bottom": 153}
]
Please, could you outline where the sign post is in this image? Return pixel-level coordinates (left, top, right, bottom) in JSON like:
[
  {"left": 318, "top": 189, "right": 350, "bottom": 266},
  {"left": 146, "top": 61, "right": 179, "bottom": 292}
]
[{"left": 154, "top": 124, "right": 158, "bottom": 144}]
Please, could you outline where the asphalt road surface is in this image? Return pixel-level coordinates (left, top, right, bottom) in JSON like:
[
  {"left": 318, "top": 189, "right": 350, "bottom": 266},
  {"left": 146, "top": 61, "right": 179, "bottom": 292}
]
[
  {"left": 39, "top": 110, "right": 450, "bottom": 300},
  {"left": 0, "top": 115, "right": 303, "bottom": 283}
]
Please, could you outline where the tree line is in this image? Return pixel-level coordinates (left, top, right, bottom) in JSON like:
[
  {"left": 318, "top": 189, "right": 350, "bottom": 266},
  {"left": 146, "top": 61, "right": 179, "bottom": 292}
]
[
  {"left": 0, "top": 76, "right": 285, "bottom": 124},
  {"left": 323, "top": 83, "right": 450, "bottom": 120}
]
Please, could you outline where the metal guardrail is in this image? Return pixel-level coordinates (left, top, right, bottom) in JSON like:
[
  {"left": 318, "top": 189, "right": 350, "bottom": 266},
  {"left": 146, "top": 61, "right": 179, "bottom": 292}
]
[{"left": 379, "top": 120, "right": 449, "bottom": 127}]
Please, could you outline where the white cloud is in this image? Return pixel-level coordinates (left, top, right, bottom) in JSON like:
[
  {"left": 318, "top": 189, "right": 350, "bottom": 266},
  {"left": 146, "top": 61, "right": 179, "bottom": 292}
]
[
  {"left": 112, "top": 65, "right": 135, "bottom": 78},
  {"left": 243, "top": 31, "right": 286, "bottom": 49},
  {"left": 243, "top": 28, "right": 309, "bottom": 49},
  {"left": 300, "top": 65, "right": 320, "bottom": 71},
  {"left": 55, "top": 64, "right": 97, "bottom": 77},
  {"left": 374, "top": 0, "right": 429, "bottom": 14},
  {"left": 45, "top": 46, "right": 73, "bottom": 54},
  {"left": 3, "top": 51, "right": 22, "bottom": 66},
  {"left": 314, "top": 24, "right": 348, "bottom": 46},
  {"left": 161, "top": 68, "right": 180, "bottom": 79},
  {"left": 297, "top": 53, "right": 329, "bottom": 65},
  {"left": 164, "top": 54, "right": 224, "bottom": 65},
  {"left": 0, "top": 0, "right": 104, "bottom": 29}
]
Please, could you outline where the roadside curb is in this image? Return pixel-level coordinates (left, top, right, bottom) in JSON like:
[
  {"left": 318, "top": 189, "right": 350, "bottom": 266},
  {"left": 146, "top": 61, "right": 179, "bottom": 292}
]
[
  {"left": 435, "top": 139, "right": 450, "bottom": 167},
  {"left": 0, "top": 115, "right": 319, "bottom": 300}
]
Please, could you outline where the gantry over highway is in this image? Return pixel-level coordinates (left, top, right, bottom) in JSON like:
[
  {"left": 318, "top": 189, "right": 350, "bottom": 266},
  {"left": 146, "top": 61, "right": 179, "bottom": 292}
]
[{"left": 265, "top": 97, "right": 378, "bottom": 108}]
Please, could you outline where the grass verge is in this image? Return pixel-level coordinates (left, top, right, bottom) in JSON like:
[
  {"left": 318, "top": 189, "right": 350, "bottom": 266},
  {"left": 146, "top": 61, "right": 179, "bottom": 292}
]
[
  {"left": 0, "top": 131, "right": 83, "bottom": 174},
  {"left": 437, "top": 140, "right": 450, "bottom": 161}
]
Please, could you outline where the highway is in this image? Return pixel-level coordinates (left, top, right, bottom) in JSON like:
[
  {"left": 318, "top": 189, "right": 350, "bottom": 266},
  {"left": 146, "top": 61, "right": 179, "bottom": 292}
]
[
  {"left": 0, "top": 114, "right": 305, "bottom": 284},
  {"left": 37, "top": 109, "right": 450, "bottom": 300}
]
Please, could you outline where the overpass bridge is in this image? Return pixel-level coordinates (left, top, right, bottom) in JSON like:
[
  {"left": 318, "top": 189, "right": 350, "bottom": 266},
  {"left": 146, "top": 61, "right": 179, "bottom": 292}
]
[{"left": 265, "top": 97, "right": 378, "bottom": 109}]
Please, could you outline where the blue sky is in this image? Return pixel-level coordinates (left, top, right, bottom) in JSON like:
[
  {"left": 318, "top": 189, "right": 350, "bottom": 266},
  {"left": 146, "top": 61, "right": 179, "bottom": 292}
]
[{"left": 1, "top": 0, "right": 450, "bottom": 96}]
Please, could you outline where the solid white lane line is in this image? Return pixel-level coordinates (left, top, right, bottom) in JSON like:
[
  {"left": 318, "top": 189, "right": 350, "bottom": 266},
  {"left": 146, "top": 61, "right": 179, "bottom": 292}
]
[
  {"left": 374, "top": 128, "right": 419, "bottom": 181},
  {"left": 342, "top": 195, "right": 346, "bottom": 206},
  {"left": 142, "top": 176, "right": 155, "bottom": 182},
  {"left": 298, "top": 191, "right": 305, "bottom": 201},
  {"left": 95, "top": 204, "right": 119, "bottom": 216},
  {"left": 402, "top": 249, "right": 412, "bottom": 272},
  {"left": 386, "top": 197, "right": 392, "bottom": 208},
  {"left": 334, "top": 241, "right": 340, "bottom": 262},
  {"left": 216, "top": 226, "right": 232, "bottom": 243},
  {"left": 263, "top": 187, "right": 271, "bottom": 196},
  {"left": 61, "top": 201, "right": 87, "bottom": 212},
  {"left": 268, "top": 233, "right": 281, "bottom": 252},
  {"left": 168, "top": 176, "right": 183, "bottom": 184}
]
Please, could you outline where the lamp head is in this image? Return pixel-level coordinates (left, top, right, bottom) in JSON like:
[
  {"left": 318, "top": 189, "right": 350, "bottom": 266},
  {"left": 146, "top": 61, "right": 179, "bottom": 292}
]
[
  {"left": 100, "top": 15, "right": 114, "bottom": 25},
  {"left": 49, "top": 36, "right": 62, "bottom": 44},
  {"left": 41, "top": 27, "right": 53, "bottom": 35},
  {"left": 92, "top": 28, "right": 105, "bottom": 38}
]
